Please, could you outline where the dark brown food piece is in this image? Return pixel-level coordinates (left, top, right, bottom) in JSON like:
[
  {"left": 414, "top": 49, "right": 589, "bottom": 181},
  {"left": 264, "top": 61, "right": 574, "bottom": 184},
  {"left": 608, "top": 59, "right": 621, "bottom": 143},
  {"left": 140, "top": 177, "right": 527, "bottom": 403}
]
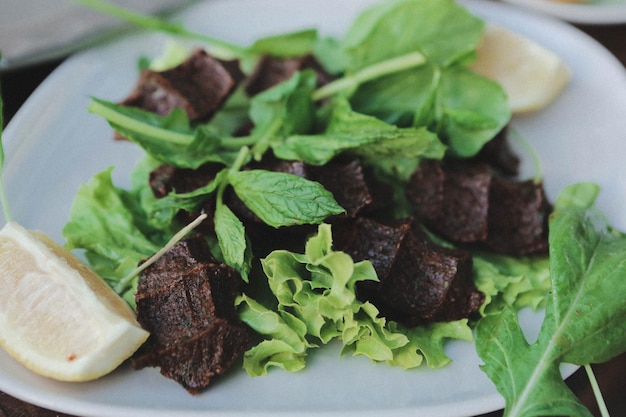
[
  {"left": 332, "top": 217, "right": 484, "bottom": 326},
  {"left": 245, "top": 54, "right": 334, "bottom": 96},
  {"left": 485, "top": 176, "right": 550, "bottom": 255},
  {"left": 307, "top": 156, "right": 394, "bottom": 219},
  {"left": 406, "top": 159, "right": 550, "bottom": 256},
  {"left": 133, "top": 236, "right": 251, "bottom": 394},
  {"left": 407, "top": 160, "right": 492, "bottom": 243},
  {"left": 120, "top": 49, "right": 242, "bottom": 123}
]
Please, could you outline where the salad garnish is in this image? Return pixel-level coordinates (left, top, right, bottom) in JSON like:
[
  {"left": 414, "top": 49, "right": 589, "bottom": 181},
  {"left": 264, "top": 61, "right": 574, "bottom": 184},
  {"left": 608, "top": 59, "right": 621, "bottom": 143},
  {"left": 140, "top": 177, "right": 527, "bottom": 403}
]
[{"left": 0, "top": 1, "right": 622, "bottom": 416}]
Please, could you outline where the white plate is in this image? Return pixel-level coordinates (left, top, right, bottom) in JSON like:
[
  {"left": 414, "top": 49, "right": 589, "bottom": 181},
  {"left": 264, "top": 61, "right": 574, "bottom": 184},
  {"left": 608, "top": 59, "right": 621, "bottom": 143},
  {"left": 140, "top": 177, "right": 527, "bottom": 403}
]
[
  {"left": 502, "top": 0, "right": 626, "bottom": 24},
  {"left": 0, "top": 0, "right": 195, "bottom": 70},
  {"left": 1, "top": 0, "right": 626, "bottom": 416}
]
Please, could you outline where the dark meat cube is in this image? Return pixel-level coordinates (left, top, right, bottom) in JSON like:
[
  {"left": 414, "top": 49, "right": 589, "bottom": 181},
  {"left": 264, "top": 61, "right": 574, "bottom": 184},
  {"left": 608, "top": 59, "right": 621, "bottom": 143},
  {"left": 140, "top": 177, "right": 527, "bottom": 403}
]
[
  {"left": 133, "top": 236, "right": 250, "bottom": 394},
  {"left": 406, "top": 158, "right": 550, "bottom": 256},
  {"left": 485, "top": 177, "right": 551, "bottom": 255},
  {"left": 407, "top": 160, "right": 492, "bottom": 243},
  {"left": 149, "top": 163, "right": 224, "bottom": 198},
  {"left": 121, "top": 49, "right": 241, "bottom": 122},
  {"left": 332, "top": 217, "right": 484, "bottom": 326},
  {"left": 308, "top": 157, "right": 393, "bottom": 219},
  {"left": 245, "top": 54, "right": 334, "bottom": 96},
  {"left": 380, "top": 223, "right": 483, "bottom": 325}
]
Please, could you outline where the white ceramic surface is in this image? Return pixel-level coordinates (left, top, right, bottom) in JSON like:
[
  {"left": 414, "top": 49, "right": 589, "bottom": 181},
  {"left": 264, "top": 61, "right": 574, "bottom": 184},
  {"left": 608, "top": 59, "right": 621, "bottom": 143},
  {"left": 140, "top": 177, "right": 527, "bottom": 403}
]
[{"left": 1, "top": 0, "right": 625, "bottom": 416}]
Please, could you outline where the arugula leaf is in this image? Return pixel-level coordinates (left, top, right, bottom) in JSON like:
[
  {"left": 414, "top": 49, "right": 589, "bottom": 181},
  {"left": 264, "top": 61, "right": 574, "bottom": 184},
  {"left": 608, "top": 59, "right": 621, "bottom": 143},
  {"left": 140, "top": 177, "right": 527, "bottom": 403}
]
[
  {"left": 148, "top": 168, "right": 228, "bottom": 228},
  {"left": 73, "top": 0, "right": 251, "bottom": 61},
  {"left": 249, "top": 29, "right": 318, "bottom": 57},
  {"left": 476, "top": 183, "right": 626, "bottom": 417},
  {"left": 228, "top": 170, "right": 344, "bottom": 227}
]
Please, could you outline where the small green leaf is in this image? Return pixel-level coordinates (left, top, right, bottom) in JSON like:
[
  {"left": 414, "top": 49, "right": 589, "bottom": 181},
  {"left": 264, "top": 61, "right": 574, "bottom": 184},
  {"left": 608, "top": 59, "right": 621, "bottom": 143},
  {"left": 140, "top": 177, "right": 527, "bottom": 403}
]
[
  {"left": 214, "top": 201, "right": 249, "bottom": 279},
  {"left": 272, "top": 99, "right": 445, "bottom": 165},
  {"left": 88, "top": 99, "right": 234, "bottom": 168},
  {"left": 228, "top": 169, "right": 344, "bottom": 227},
  {"left": 249, "top": 29, "right": 318, "bottom": 57}
]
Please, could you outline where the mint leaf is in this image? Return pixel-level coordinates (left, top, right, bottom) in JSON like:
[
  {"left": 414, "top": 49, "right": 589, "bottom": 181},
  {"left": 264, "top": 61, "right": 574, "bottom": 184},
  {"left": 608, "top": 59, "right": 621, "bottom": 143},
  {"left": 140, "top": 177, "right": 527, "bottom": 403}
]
[
  {"left": 272, "top": 98, "right": 445, "bottom": 165},
  {"left": 214, "top": 201, "right": 251, "bottom": 280},
  {"left": 476, "top": 183, "right": 626, "bottom": 417},
  {"left": 247, "top": 70, "right": 317, "bottom": 159},
  {"left": 228, "top": 170, "right": 344, "bottom": 227}
]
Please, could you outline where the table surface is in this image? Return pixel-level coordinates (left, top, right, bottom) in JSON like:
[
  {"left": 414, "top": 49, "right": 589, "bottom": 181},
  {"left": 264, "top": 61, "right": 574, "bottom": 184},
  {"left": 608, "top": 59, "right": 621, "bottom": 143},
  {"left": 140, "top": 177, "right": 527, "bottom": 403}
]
[{"left": 1, "top": 3, "right": 626, "bottom": 417}]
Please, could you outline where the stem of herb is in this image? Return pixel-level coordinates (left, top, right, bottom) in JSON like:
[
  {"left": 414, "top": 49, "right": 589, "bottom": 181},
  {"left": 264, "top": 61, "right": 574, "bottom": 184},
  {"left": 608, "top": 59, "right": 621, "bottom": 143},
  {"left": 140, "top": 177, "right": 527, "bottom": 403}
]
[
  {"left": 585, "top": 364, "right": 611, "bottom": 417},
  {"left": 72, "top": 0, "right": 250, "bottom": 60},
  {"left": 114, "top": 212, "right": 209, "bottom": 293},
  {"left": 88, "top": 100, "right": 194, "bottom": 145},
  {"left": 230, "top": 146, "right": 252, "bottom": 173},
  {"left": 312, "top": 51, "right": 427, "bottom": 101}
]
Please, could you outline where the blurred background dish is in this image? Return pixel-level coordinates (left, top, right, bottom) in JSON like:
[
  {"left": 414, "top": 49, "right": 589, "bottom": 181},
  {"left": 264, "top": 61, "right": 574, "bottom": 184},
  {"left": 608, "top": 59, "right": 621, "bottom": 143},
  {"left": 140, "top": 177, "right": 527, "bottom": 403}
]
[
  {"left": 501, "top": 0, "right": 626, "bottom": 24},
  {"left": 0, "top": 0, "right": 195, "bottom": 69}
]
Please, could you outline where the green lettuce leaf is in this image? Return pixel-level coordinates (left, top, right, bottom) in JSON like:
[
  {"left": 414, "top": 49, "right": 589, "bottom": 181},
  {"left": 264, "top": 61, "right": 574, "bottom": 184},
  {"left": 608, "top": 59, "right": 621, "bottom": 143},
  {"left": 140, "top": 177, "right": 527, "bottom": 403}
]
[
  {"left": 237, "top": 223, "right": 474, "bottom": 376},
  {"left": 473, "top": 252, "right": 551, "bottom": 316},
  {"left": 62, "top": 167, "right": 165, "bottom": 305}
]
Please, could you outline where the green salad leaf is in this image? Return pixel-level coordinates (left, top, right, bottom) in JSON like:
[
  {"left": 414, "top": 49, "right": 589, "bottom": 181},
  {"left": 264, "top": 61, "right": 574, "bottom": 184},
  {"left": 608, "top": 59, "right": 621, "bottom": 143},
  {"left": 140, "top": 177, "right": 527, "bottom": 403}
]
[
  {"left": 476, "top": 183, "right": 626, "bottom": 417},
  {"left": 228, "top": 170, "right": 344, "bottom": 227},
  {"left": 62, "top": 167, "right": 166, "bottom": 305},
  {"left": 272, "top": 98, "right": 446, "bottom": 165},
  {"left": 237, "top": 224, "right": 473, "bottom": 376},
  {"left": 340, "top": 0, "right": 510, "bottom": 157},
  {"left": 87, "top": 99, "right": 237, "bottom": 168}
]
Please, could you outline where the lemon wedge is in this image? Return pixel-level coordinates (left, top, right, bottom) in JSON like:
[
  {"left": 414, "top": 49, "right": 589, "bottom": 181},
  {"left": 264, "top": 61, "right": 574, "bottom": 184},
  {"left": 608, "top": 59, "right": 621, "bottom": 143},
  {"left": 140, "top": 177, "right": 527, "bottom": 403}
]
[
  {"left": 469, "top": 24, "right": 571, "bottom": 114},
  {"left": 0, "top": 221, "right": 149, "bottom": 382}
]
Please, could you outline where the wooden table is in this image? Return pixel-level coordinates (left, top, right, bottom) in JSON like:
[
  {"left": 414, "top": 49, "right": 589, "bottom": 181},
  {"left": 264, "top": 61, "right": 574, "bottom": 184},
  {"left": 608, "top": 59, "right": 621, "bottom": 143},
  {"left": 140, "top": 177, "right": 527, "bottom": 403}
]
[{"left": 1, "top": 8, "right": 625, "bottom": 417}]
